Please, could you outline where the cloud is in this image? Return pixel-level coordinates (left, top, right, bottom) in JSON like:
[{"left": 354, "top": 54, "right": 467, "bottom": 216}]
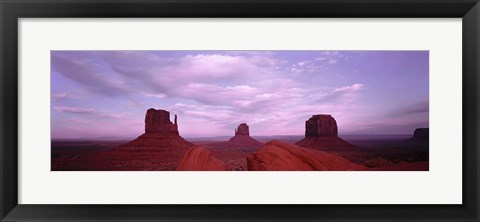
[
  {"left": 125, "top": 98, "right": 145, "bottom": 107},
  {"left": 333, "top": 83, "right": 364, "bottom": 93},
  {"left": 53, "top": 106, "right": 125, "bottom": 119},
  {"left": 51, "top": 93, "right": 79, "bottom": 100},
  {"left": 51, "top": 51, "right": 304, "bottom": 109},
  {"left": 143, "top": 93, "right": 167, "bottom": 99},
  {"left": 315, "top": 83, "right": 364, "bottom": 103},
  {"left": 104, "top": 52, "right": 277, "bottom": 81},
  {"left": 174, "top": 83, "right": 261, "bottom": 106},
  {"left": 52, "top": 51, "right": 333, "bottom": 136},
  {"left": 51, "top": 52, "right": 135, "bottom": 96},
  {"left": 315, "top": 51, "right": 349, "bottom": 63},
  {"left": 51, "top": 51, "right": 428, "bottom": 137},
  {"left": 289, "top": 51, "right": 350, "bottom": 75},
  {"left": 393, "top": 101, "right": 429, "bottom": 115},
  {"left": 90, "top": 52, "right": 284, "bottom": 101},
  {"left": 328, "top": 59, "right": 337, "bottom": 64},
  {"left": 53, "top": 106, "right": 96, "bottom": 114},
  {"left": 291, "top": 60, "right": 316, "bottom": 74},
  {"left": 91, "top": 52, "right": 305, "bottom": 108},
  {"left": 52, "top": 52, "right": 371, "bottom": 136}
]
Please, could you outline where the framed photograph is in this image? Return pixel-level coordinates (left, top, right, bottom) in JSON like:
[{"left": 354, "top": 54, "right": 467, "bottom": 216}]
[
  {"left": 1, "top": 0, "right": 479, "bottom": 221},
  {"left": 49, "top": 50, "right": 429, "bottom": 172}
]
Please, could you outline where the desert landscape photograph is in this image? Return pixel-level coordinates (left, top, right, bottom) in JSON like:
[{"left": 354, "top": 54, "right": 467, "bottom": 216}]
[{"left": 51, "top": 50, "right": 429, "bottom": 171}]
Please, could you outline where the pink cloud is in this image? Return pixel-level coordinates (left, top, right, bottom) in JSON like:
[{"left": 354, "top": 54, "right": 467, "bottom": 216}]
[
  {"left": 53, "top": 106, "right": 126, "bottom": 119},
  {"left": 333, "top": 83, "right": 364, "bottom": 93},
  {"left": 51, "top": 93, "right": 80, "bottom": 100},
  {"left": 51, "top": 51, "right": 428, "bottom": 138},
  {"left": 53, "top": 106, "right": 96, "bottom": 114}
]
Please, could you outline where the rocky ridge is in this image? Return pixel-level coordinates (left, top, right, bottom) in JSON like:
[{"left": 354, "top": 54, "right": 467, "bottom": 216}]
[{"left": 247, "top": 140, "right": 364, "bottom": 171}]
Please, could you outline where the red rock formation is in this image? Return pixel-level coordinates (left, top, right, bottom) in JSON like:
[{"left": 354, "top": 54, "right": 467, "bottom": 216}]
[
  {"left": 247, "top": 140, "right": 364, "bottom": 171},
  {"left": 177, "top": 146, "right": 228, "bottom": 171},
  {"left": 119, "top": 133, "right": 193, "bottom": 151},
  {"left": 145, "top": 108, "right": 179, "bottom": 134},
  {"left": 295, "top": 136, "right": 354, "bottom": 149},
  {"left": 226, "top": 135, "right": 263, "bottom": 148},
  {"left": 305, "top": 114, "right": 338, "bottom": 137},
  {"left": 235, "top": 123, "right": 250, "bottom": 136},
  {"left": 296, "top": 114, "right": 354, "bottom": 150},
  {"left": 209, "top": 123, "right": 263, "bottom": 149},
  {"left": 118, "top": 108, "right": 193, "bottom": 151},
  {"left": 409, "top": 128, "right": 429, "bottom": 142}
]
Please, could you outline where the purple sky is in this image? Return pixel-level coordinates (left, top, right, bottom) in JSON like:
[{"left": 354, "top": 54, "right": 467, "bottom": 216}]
[{"left": 51, "top": 50, "right": 428, "bottom": 139}]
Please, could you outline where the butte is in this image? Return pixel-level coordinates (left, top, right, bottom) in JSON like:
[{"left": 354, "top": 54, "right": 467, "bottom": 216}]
[
  {"left": 408, "top": 128, "right": 429, "bottom": 143},
  {"left": 209, "top": 123, "right": 263, "bottom": 149},
  {"left": 118, "top": 108, "right": 193, "bottom": 151},
  {"left": 295, "top": 114, "right": 355, "bottom": 150}
]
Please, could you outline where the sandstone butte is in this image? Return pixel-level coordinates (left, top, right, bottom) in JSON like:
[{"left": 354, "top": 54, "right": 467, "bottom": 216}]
[
  {"left": 209, "top": 123, "right": 263, "bottom": 148},
  {"left": 247, "top": 140, "right": 364, "bottom": 171},
  {"left": 177, "top": 145, "right": 228, "bottom": 171},
  {"left": 295, "top": 114, "right": 355, "bottom": 150},
  {"left": 409, "top": 128, "right": 429, "bottom": 142},
  {"left": 118, "top": 108, "right": 193, "bottom": 151}
]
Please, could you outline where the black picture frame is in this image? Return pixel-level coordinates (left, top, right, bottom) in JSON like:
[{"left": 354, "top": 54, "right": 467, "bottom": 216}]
[{"left": 1, "top": 0, "right": 479, "bottom": 221}]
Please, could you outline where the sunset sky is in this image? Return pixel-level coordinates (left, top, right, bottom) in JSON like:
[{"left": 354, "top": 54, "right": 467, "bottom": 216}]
[{"left": 51, "top": 50, "right": 428, "bottom": 139}]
